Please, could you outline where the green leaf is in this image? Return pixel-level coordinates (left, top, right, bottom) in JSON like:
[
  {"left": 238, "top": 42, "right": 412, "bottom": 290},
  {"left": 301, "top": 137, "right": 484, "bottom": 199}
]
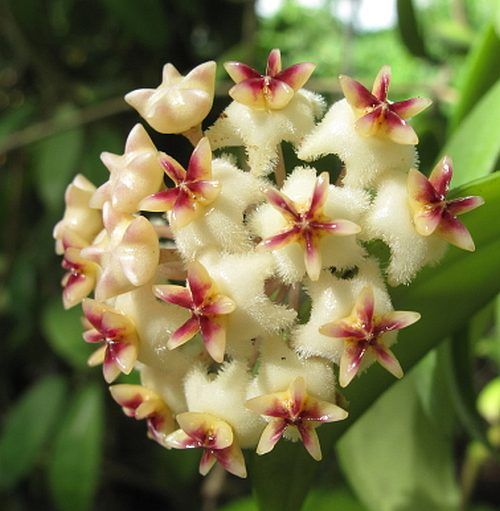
[
  {"left": 101, "top": 0, "right": 168, "bottom": 49},
  {"left": 252, "top": 173, "right": 500, "bottom": 511},
  {"left": 442, "top": 332, "right": 491, "bottom": 447},
  {"left": 0, "top": 103, "right": 35, "bottom": 140},
  {"left": 396, "top": 0, "right": 432, "bottom": 61},
  {"left": 252, "top": 440, "right": 318, "bottom": 511},
  {"left": 450, "top": 23, "right": 500, "bottom": 132},
  {"left": 477, "top": 376, "right": 500, "bottom": 425},
  {"left": 337, "top": 373, "right": 460, "bottom": 511},
  {"left": 219, "top": 496, "right": 258, "bottom": 511},
  {"left": 413, "top": 348, "right": 455, "bottom": 434},
  {"left": 48, "top": 383, "right": 104, "bottom": 511},
  {"left": 32, "top": 106, "right": 84, "bottom": 212},
  {"left": 0, "top": 375, "right": 67, "bottom": 491},
  {"left": 41, "top": 298, "right": 93, "bottom": 370},
  {"left": 303, "top": 487, "right": 368, "bottom": 511},
  {"left": 440, "top": 80, "right": 500, "bottom": 187}
]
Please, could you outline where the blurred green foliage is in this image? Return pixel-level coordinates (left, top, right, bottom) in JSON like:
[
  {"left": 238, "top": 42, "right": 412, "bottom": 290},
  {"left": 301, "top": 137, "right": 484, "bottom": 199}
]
[{"left": 0, "top": 0, "right": 499, "bottom": 510}]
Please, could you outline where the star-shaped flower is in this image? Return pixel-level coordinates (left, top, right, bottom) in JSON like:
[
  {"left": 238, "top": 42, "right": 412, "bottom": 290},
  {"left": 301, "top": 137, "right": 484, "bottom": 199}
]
[
  {"left": 319, "top": 286, "right": 420, "bottom": 387},
  {"left": 339, "top": 65, "right": 431, "bottom": 145},
  {"left": 224, "top": 48, "right": 315, "bottom": 111},
  {"left": 139, "top": 137, "right": 220, "bottom": 229},
  {"left": 258, "top": 172, "right": 360, "bottom": 280},
  {"left": 246, "top": 377, "right": 347, "bottom": 461},
  {"left": 109, "top": 384, "right": 174, "bottom": 446},
  {"left": 125, "top": 61, "right": 216, "bottom": 134},
  {"left": 408, "top": 156, "right": 484, "bottom": 251},
  {"left": 91, "top": 124, "right": 165, "bottom": 214},
  {"left": 153, "top": 261, "right": 235, "bottom": 362},
  {"left": 60, "top": 231, "right": 99, "bottom": 309},
  {"left": 82, "top": 299, "right": 139, "bottom": 383},
  {"left": 166, "top": 412, "right": 247, "bottom": 478}
]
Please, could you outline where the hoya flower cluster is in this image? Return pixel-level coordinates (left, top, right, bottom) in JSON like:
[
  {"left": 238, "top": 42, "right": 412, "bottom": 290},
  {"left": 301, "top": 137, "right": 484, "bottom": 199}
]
[{"left": 54, "top": 50, "right": 483, "bottom": 478}]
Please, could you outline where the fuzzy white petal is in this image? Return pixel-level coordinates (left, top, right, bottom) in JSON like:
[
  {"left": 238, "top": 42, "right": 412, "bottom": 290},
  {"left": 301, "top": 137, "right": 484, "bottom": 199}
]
[
  {"left": 206, "top": 90, "right": 325, "bottom": 176},
  {"left": 184, "top": 361, "right": 264, "bottom": 447},
  {"left": 363, "top": 172, "right": 447, "bottom": 285},
  {"left": 172, "top": 157, "right": 263, "bottom": 259},
  {"left": 298, "top": 99, "right": 417, "bottom": 188}
]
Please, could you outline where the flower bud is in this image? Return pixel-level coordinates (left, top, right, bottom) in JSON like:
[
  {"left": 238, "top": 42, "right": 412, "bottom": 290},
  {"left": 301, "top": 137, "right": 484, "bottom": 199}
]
[{"left": 125, "top": 61, "right": 216, "bottom": 134}]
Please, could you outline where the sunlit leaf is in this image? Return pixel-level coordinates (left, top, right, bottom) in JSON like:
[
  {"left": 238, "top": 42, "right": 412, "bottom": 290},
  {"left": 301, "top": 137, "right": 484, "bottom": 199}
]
[
  {"left": 0, "top": 375, "right": 67, "bottom": 490},
  {"left": 450, "top": 23, "right": 500, "bottom": 132},
  {"left": 396, "top": 0, "right": 433, "bottom": 61},
  {"left": 337, "top": 373, "right": 460, "bottom": 511},
  {"left": 442, "top": 332, "right": 491, "bottom": 447},
  {"left": 440, "top": 81, "right": 500, "bottom": 187},
  {"left": 48, "top": 384, "right": 104, "bottom": 511},
  {"left": 41, "top": 298, "right": 93, "bottom": 369},
  {"left": 413, "top": 348, "right": 455, "bottom": 433}
]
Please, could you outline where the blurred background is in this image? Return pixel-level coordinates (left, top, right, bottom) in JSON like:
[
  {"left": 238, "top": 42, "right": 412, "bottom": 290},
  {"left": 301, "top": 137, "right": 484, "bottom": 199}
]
[{"left": 0, "top": 0, "right": 499, "bottom": 510}]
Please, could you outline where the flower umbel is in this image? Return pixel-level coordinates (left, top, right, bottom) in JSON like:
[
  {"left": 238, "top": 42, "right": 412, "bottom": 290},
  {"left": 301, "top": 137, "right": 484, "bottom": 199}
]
[
  {"left": 339, "top": 65, "right": 431, "bottom": 144},
  {"left": 408, "top": 156, "right": 484, "bottom": 251},
  {"left": 53, "top": 52, "right": 484, "bottom": 480},
  {"left": 224, "top": 48, "right": 315, "bottom": 111},
  {"left": 246, "top": 377, "right": 348, "bottom": 460},
  {"left": 320, "top": 286, "right": 420, "bottom": 387}
]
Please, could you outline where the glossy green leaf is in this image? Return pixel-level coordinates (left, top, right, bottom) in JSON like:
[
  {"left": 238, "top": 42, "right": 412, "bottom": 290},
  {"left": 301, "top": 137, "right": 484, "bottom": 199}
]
[
  {"left": 101, "top": 0, "right": 168, "bottom": 49},
  {"left": 0, "top": 375, "right": 67, "bottom": 491},
  {"left": 337, "top": 373, "right": 460, "bottom": 511},
  {"left": 252, "top": 439, "right": 318, "bottom": 511},
  {"left": 450, "top": 24, "right": 500, "bottom": 132},
  {"left": 253, "top": 173, "right": 500, "bottom": 511},
  {"left": 32, "top": 106, "right": 84, "bottom": 212},
  {"left": 41, "top": 298, "right": 93, "bottom": 369},
  {"left": 440, "top": 80, "right": 500, "bottom": 187},
  {"left": 442, "top": 332, "right": 491, "bottom": 447},
  {"left": 396, "top": 0, "right": 431, "bottom": 61},
  {"left": 48, "top": 384, "right": 104, "bottom": 511},
  {"left": 413, "top": 348, "right": 455, "bottom": 434}
]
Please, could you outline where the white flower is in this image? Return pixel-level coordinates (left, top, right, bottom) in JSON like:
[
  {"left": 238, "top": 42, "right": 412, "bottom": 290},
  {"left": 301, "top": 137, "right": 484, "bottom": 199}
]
[
  {"left": 207, "top": 89, "right": 325, "bottom": 176},
  {"left": 363, "top": 171, "right": 447, "bottom": 285},
  {"left": 183, "top": 361, "right": 264, "bottom": 448},
  {"left": 298, "top": 99, "right": 417, "bottom": 188},
  {"left": 249, "top": 166, "right": 368, "bottom": 283}
]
